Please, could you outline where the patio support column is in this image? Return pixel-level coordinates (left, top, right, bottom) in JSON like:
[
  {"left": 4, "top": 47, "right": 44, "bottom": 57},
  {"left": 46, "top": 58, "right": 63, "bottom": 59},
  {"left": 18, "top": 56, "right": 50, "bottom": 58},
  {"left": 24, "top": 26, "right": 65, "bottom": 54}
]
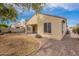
[{"left": 25, "top": 25, "right": 28, "bottom": 34}]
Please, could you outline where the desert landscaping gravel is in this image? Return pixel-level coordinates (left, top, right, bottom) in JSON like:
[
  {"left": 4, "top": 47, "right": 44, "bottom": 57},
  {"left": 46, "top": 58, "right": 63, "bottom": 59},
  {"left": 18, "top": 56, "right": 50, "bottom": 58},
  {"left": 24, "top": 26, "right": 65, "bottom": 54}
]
[
  {"left": 0, "top": 33, "right": 79, "bottom": 56},
  {"left": 0, "top": 33, "right": 40, "bottom": 56},
  {"left": 33, "top": 34, "right": 79, "bottom": 56}
]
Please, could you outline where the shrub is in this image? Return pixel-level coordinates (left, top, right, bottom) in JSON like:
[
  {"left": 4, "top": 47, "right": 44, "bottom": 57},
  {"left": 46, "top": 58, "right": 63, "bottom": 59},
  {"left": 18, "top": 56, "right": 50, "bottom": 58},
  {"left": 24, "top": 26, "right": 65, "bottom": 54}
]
[
  {"left": 35, "top": 34, "right": 42, "bottom": 38},
  {"left": 7, "top": 30, "right": 12, "bottom": 33},
  {"left": 76, "top": 26, "right": 79, "bottom": 35},
  {"left": 72, "top": 28, "right": 76, "bottom": 33},
  {"left": 0, "top": 24, "right": 8, "bottom": 29},
  {"left": 72, "top": 26, "right": 79, "bottom": 35}
]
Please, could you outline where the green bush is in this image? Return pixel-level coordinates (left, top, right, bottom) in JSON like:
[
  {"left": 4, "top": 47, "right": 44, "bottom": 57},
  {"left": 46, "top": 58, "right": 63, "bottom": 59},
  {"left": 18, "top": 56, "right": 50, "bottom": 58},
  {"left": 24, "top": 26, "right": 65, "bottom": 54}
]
[
  {"left": 35, "top": 34, "right": 42, "bottom": 38},
  {"left": 0, "top": 24, "right": 8, "bottom": 29},
  {"left": 76, "top": 26, "right": 79, "bottom": 34},
  {"left": 72, "top": 26, "right": 79, "bottom": 35},
  {"left": 72, "top": 28, "right": 76, "bottom": 33}
]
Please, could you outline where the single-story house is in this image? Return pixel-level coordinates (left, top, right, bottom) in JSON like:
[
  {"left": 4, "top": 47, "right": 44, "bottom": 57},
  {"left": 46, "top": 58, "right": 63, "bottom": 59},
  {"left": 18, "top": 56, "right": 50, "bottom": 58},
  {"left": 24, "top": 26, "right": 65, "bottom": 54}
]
[{"left": 26, "top": 13, "right": 67, "bottom": 40}]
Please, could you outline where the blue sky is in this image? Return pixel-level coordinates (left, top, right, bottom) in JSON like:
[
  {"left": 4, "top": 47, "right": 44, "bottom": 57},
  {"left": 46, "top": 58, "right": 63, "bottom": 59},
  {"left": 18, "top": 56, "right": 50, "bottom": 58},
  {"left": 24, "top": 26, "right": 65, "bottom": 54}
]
[{"left": 15, "top": 3, "right": 79, "bottom": 27}]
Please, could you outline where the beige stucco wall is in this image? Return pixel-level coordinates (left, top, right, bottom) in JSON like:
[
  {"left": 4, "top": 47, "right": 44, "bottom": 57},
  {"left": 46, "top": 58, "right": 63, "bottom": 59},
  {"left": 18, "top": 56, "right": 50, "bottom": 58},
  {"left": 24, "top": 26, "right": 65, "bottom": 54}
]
[
  {"left": 37, "top": 14, "right": 67, "bottom": 40},
  {"left": 27, "top": 15, "right": 38, "bottom": 25}
]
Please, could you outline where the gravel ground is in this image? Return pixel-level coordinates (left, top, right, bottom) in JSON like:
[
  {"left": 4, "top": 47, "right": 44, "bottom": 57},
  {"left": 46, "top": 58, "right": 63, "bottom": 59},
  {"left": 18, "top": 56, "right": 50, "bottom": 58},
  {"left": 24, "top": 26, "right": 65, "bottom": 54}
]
[
  {"left": 0, "top": 33, "right": 39, "bottom": 56},
  {"left": 33, "top": 34, "right": 79, "bottom": 56},
  {"left": 0, "top": 33, "right": 79, "bottom": 56}
]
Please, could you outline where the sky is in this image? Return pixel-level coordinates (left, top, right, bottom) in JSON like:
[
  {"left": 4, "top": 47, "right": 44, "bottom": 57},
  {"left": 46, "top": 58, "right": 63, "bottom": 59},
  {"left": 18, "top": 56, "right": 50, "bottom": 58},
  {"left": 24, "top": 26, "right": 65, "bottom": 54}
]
[{"left": 15, "top": 3, "right": 79, "bottom": 27}]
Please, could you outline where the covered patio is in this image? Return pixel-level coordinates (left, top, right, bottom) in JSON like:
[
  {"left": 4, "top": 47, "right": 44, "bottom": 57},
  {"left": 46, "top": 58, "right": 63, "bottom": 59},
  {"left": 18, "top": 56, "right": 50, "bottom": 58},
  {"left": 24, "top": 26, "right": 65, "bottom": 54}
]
[
  {"left": 26, "top": 15, "right": 38, "bottom": 34},
  {"left": 27, "top": 24, "right": 38, "bottom": 34}
]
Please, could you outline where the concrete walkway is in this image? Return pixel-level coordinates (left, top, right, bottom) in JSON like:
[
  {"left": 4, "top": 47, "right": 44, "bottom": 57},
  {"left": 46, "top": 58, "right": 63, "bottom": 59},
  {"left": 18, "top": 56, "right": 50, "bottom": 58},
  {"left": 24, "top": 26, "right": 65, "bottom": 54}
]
[{"left": 32, "top": 34, "right": 79, "bottom": 56}]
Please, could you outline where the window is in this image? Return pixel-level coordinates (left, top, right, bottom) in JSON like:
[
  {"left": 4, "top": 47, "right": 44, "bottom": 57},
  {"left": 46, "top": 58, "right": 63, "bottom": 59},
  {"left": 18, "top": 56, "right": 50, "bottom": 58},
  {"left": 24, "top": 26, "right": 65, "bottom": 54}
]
[
  {"left": 27, "top": 26, "right": 32, "bottom": 31},
  {"left": 44, "top": 23, "right": 51, "bottom": 33}
]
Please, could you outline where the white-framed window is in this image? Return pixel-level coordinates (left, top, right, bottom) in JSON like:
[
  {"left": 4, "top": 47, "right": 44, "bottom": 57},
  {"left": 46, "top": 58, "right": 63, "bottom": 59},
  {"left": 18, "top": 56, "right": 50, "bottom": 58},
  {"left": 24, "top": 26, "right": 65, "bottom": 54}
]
[{"left": 44, "top": 22, "right": 51, "bottom": 33}]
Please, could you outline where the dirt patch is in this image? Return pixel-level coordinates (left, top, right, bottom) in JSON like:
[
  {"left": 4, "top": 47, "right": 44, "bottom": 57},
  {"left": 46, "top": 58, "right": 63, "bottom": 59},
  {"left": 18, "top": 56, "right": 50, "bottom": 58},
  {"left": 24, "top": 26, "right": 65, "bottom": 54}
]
[
  {"left": 0, "top": 34, "right": 39, "bottom": 56},
  {"left": 34, "top": 35, "right": 79, "bottom": 56}
]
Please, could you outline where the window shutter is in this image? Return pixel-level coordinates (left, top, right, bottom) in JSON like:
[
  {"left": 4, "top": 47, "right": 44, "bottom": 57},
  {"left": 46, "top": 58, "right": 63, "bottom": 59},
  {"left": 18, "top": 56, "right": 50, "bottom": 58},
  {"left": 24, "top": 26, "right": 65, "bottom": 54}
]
[
  {"left": 44, "top": 23, "right": 47, "bottom": 32},
  {"left": 48, "top": 23, "right": 51, "bottom": 33}
]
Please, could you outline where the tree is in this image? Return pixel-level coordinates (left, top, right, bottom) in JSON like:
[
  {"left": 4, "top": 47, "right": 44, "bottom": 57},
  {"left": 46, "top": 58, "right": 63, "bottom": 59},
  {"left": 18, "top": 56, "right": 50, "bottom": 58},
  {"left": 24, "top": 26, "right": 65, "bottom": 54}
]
[
  {"left": 31, "top": 3, "right": 43, "bottom": 14},
  {"left": 15, "top": 3, "right": 45, "bottom": 14},
  {"left": 0, "top": 3, "right": 17, "bottom": 29},
  {"left": 72, "top": 24, "right": 79, "bottom": 35},
  {"left": 72, "top": 27, "right": 77, "bottom": 33},
  {"left": 0, "top": 4, "right": 17, "bottom": 24}
]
